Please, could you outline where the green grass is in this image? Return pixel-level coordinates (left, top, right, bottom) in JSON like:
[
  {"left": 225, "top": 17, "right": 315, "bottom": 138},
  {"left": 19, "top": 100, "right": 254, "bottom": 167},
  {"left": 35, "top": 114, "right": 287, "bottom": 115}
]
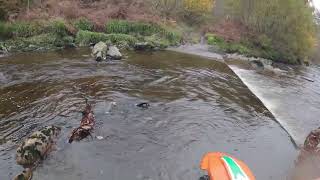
[
  {"left": 0, "top": 20, "right": 69, "bottom": 39},
  {"left": 49, "top": 19, "right": 68, "bottom": 37},
  {"left": 75, "top": 30, "right": 138, "bottom": 47},
  {"left": 1, "top": 19, "right": 182, "bottom": 53},
  {"left": 106, "top": 20, "right": 161, "bottom": 36},
  {"left": 105, "top": 20, "right": 182, "bottom": 45},
  {"left": 205, "top": 33, "right": 283, "bottom": 61},
  {"left": 0, "top": 21, "right": 11, "bottom": 39},
  {"left": 74, "top": 18, "right": 93, "bottom": 31}
]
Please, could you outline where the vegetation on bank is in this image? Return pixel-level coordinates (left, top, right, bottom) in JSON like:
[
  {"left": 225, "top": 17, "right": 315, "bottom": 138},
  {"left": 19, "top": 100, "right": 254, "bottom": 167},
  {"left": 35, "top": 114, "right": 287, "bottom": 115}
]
[
  {"left": 0, "top": 19, "right": 183, "bottom": 52},
  {"left": 212, "top": 0, "right": 317, "bottom": 64},
  {"left": 0, "top": 0, "right": 318, "bottom": 64}
]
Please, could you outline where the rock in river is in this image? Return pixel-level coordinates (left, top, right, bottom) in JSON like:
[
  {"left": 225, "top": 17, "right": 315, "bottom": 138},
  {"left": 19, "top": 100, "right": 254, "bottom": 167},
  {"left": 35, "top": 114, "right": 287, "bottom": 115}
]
[
  {"left": 107, "top": 45, "right": 122, "bottom": 60},
  {"left": 16, "top": 126, "right": 61, "bottom": 167},
  {"left": 134, "top": 42, "right": 154, "bottom": 51},
  {"left": 92, "top": 42, "right": 122, "bottom": 61},
  {"left": 92, "top": 42, "right": 108, "bottom": 61}
]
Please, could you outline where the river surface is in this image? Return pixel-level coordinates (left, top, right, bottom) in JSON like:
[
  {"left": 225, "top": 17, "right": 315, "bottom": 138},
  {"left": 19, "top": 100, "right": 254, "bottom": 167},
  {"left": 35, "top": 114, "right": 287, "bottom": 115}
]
[
  {"left": 0, "top": 49, "right": 297, "bottom": 180},
  {"left": 228, "top": 63, "right": 320, "bottom": 146}
]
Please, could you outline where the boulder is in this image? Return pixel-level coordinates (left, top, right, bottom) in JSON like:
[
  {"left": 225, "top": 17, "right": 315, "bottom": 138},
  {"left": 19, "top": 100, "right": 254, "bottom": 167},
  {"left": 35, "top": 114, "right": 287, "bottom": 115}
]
[
  {"left": 107, "top": 45, "right": 122, "bottom": 60},
  {"left": 92, "top": 42, "right": 108, "bottom": 61},
  {"left": 250, "top": 60, "right": 264, "bottom": 68}
]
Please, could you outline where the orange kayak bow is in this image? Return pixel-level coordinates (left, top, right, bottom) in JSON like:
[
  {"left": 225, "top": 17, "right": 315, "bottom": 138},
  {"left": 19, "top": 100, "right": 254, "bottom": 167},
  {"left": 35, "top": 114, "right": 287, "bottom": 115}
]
[{"left": 200, "top": 152, "right": 255, "bottom": 180}]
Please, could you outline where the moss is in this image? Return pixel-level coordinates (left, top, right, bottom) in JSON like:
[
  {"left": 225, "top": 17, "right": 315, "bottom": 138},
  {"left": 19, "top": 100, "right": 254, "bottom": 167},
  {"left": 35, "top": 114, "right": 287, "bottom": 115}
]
[
  {"left": 23, "top": 145, "right": 42, "bottom": 162},
  {"left": 75, "top": 30, "right": 137, "bottom": 47},
  {"left": 41, "top": 128, "right": 53, "bottom": 136},
  {"left": 145, "top": 35, "right": 170, "bottom": 49},
  {"left": 30, "top": 133, "right": 47, "bottom": 142},
  {"left": 4, "top": 33, "right": 72, "bottom": 52}
]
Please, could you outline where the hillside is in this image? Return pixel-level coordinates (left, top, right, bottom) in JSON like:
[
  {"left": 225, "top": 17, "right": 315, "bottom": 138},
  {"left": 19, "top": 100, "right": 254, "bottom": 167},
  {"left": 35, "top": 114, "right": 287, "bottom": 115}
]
[{"left": 0, "top": 0, "right": 319, "bottom": 64}]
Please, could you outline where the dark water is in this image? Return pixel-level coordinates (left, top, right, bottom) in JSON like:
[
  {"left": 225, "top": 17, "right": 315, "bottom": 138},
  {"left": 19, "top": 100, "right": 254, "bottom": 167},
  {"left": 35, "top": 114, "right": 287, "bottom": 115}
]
[{"left": 0, "top": 49, "right": 296, "bottom": 180}]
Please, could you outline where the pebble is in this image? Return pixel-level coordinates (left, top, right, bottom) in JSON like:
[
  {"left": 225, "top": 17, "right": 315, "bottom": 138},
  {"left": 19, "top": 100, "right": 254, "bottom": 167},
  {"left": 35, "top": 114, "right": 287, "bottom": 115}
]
[{"left": 96, "top": 136, "right": 104, "bottom": 140}]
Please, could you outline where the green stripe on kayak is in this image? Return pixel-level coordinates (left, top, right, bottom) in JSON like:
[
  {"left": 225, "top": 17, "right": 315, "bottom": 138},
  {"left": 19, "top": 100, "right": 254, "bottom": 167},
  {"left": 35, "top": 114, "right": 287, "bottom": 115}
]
[{"left": 221, "top": 156, "right": 250, "bottom": 180}]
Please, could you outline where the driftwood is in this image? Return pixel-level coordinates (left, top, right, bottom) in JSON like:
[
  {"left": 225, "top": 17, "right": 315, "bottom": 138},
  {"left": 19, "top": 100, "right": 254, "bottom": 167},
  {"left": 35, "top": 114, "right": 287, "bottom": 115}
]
[{"left": 69, "top": 100, "right": 95, "bottom": 143}]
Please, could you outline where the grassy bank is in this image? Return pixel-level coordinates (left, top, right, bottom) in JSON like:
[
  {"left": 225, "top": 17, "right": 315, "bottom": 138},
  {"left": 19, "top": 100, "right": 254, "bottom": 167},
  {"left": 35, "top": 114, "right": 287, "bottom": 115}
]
[
  {"left": 0, "top": 19, "right": 183, "bottom": 52},
  {"left": 205, "top": 32, "right": 283, "bottom": 62}
]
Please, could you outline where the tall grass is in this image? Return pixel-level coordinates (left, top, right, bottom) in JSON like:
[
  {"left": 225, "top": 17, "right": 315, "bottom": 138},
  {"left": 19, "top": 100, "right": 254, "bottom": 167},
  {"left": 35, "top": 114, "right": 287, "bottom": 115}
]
[
  {"left": 74, "top": 18, "right": 93, "bottom": 31},
  {"left": 105, "top": 20, "right": 182, "bottom": 45},
  {"left": 75, "top": 30, "right": 138, "bottom": 46},
  {"left": 0, "top": 21, "right": 11, "bottom": 39},
  {"left": 106, "top": 20, "right": 161, "bottom": 36}
]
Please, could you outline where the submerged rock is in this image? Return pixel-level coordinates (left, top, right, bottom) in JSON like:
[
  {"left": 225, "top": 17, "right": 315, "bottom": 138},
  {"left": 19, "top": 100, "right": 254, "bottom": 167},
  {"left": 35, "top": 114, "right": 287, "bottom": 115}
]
[
  {"left": 13, "top": 168, "right": 32, "bottom": 180},
  {"left": 92, "top": 42, "right": 108, "bottom": 61},
  {"left": 107, "top": 45, "right": 122, "bottom": 60},
  {"left": 134, "top": 42, "right": 154, "bottom": 51},
  {"left": 250, "top": 60, "right": 264, "bottom": 69},
  {"left": 16, "top": 126, "right": 61, "bottom": 167}
]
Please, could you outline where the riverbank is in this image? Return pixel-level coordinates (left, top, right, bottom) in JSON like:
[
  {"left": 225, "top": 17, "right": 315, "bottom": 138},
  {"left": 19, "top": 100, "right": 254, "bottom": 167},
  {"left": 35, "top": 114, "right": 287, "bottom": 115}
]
[{"left": 0, "top": 19, "right": 183, "bottom": 54}]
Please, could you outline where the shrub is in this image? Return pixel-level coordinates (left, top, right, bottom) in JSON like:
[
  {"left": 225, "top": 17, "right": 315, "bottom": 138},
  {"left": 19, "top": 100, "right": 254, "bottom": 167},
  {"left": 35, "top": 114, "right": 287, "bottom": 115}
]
[
  {"left": 226, "top": 0, "right": 316, "bottom": 63},
  {"left": 183, "top": 0, "right": 214, "bottom": 14},
  {"left": 206, "top": 33, "right": 224, "bottom": 46},
  {"left": 161, "top": 27, "right": 182, "bottom": 45},
  {"left": 206, "top": 33, "right": 251, "bottom": 55},
  {"left": 222, "top": 43, "right": 250, "bottom": 54},
  {"left": 74, "top": 18, "right": 93, "bottom": 31}
]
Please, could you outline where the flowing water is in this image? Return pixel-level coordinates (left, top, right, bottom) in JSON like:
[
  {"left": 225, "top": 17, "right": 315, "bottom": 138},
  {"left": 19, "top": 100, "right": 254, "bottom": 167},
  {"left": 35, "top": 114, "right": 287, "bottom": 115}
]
[
  {"left": 227, "top": 61, "right": 320, "bottom": 146},
  {"left": 0, "top": 49, "right": 297, "bottom": 180}
]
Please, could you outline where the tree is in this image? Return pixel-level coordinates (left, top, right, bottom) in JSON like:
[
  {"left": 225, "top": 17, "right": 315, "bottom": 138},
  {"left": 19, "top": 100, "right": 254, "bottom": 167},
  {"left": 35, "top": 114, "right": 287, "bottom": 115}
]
[{"left": 226, "top": 0, "right": 316, "bottom": 63}]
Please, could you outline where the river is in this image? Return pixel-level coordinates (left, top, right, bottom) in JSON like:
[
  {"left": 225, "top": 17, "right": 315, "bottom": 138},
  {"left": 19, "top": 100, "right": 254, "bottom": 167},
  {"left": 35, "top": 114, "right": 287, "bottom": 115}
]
[{"left": 0, "top": 48, "right": 298, "bottom": 179}]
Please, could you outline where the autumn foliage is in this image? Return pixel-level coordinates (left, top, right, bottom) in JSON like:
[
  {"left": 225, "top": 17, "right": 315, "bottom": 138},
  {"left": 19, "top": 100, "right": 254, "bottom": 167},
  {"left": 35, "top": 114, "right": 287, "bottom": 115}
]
[{"left": 183, "top": 0, "right": 214, "bottom": 14}]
